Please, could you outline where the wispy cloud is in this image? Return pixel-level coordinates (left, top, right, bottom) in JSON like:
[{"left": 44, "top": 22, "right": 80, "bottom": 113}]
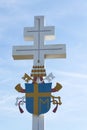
[
  {"left": 0, "top": 0, "right": 17, "bottom": 5},
  {"left": 0, "top": 93, "right": 17, "bottom": 113},
  {"left": 58, "top": 71, "right": 87, "bottom": 79}
]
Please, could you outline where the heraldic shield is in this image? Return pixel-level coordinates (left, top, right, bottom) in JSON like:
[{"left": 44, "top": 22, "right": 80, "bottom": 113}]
[{"left": 25, "top": 83, "right": 52, "bottom": 115}]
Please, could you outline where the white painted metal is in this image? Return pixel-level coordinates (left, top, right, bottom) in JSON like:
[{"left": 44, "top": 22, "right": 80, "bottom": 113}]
[
  {"left": 32, "top": 115, "right": 44, "bottom": 130},
  {"left": 12, "top": 16, "right": 66, "bottom": 67},
  {"left": 24, "top": 16, "right": 55, "bottom": 41}
]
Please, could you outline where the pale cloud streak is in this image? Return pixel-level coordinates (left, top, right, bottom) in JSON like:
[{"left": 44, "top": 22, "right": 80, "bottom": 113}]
[
  {"left": 0, "top": 93, "right": 17, "bottom": 113},
  {"left": 58, "top": 71, "right": 87, "bottom": 79}
]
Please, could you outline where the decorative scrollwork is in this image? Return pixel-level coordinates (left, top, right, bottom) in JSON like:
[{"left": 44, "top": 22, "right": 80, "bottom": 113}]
[
  {"left": 15, "top": 96, "right": 26, "bottom": 113},
  {"left": 51, "top": 95, "right": 62, "bottom": 113}
]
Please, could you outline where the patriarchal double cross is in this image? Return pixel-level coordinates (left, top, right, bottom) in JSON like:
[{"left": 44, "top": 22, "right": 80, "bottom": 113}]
[
  {"left": 13, "top": 16, "right": 66, "bottom": 71},
  {"left": 12, "top": 16, "right": 66, "bottom": 130}
]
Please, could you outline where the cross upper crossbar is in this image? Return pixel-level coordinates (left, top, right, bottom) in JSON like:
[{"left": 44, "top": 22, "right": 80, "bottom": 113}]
[{"left": 24, "top": 16, "right": 55, "bottom": 41}]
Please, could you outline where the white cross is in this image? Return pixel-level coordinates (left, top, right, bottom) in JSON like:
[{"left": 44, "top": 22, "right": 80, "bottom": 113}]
[
  {"left": 12, "top": 16, "right": 66, "bottom": 130},
  {"left": 12, "top": 16, "right": 66, "bottom": 66}
]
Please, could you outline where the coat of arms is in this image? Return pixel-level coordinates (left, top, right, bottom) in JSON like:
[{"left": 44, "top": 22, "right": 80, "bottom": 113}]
[{"left": 15, "top": 73, "right": 62, "bottom": 115}]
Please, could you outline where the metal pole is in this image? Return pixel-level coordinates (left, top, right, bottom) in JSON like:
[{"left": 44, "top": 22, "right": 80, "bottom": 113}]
[{"left": 32, "top": 78, "right": 44, "bottom": 130}]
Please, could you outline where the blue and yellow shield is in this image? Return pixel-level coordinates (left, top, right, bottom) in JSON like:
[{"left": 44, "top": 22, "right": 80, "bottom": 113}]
[{"left": 25, "top": 83, "right": 52, "bottom": 115}]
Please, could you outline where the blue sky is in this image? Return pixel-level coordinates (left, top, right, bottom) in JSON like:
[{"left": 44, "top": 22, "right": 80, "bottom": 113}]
[{"left": 0, "top": 0, "right": 87, "bottom": 130}]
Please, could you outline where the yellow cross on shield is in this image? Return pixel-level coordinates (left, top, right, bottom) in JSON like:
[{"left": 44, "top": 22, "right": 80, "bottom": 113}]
[{"left": 25, "top": 83, "right": 52, "bottom": 115}]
